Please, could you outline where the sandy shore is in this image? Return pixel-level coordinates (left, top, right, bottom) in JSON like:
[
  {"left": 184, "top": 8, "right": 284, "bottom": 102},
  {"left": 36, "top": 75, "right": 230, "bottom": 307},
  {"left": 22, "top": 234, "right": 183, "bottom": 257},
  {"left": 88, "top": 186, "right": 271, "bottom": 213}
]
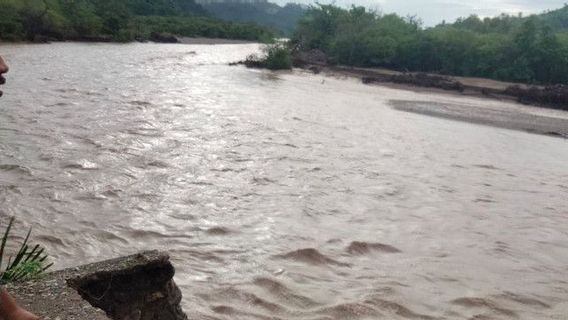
[
  {"left": 390, "top": 99, "right": 568, "bottom": 138},
  {"left": 302, "top": 65, "right": 568, "bottom": 138}
]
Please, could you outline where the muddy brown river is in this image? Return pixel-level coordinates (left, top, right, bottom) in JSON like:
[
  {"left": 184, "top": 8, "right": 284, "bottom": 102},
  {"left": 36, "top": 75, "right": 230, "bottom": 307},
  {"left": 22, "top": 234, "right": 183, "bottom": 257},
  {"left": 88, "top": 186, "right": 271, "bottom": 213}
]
[{"left": 0, "top": 43, "right": 567, "bottom": 320}]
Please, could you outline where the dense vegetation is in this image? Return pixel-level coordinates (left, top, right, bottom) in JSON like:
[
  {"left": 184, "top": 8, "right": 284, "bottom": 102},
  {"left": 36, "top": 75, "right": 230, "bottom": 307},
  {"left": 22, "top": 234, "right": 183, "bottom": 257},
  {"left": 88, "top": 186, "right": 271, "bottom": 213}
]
[
  {"left": 290, "top": 4, "right": 568, "bottom": 85},
  {"left": 202, "top": 1, "right": 305, "bottom": 34},
  {"left": 0, "top": 0, "right": 274, "bottom": 42}
]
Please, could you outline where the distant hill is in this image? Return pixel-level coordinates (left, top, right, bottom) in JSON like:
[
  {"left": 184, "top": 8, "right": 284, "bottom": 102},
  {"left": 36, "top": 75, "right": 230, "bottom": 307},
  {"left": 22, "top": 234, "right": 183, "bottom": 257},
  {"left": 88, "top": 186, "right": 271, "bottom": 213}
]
[{"left": 199, "top": 1, "right": 306, "bottom": 34}]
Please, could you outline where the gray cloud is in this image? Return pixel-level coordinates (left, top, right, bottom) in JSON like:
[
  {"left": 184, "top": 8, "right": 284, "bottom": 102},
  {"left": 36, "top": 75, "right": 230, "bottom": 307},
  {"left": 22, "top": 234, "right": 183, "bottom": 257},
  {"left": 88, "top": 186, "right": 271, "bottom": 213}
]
[{"left": 278, "top": 0, "right": 567, "bottom": 26}]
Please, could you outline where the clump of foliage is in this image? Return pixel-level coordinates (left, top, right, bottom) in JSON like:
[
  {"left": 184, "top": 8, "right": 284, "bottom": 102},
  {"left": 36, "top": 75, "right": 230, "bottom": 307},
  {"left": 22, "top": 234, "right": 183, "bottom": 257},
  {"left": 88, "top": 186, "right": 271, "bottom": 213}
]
[
  {"left": 244, "top": 43, "right": 292, "bottom": 70},
  {"left": 0, "top": 0, "right": 275, "bottom": 42},
  {"left": 262, "top": 43, "right": 293, "bottom": 69},
  {"left": 290, "top": 4, "right": 568, "bottom": 85},
  {"left": 0, "top": 217, "right": 52, "bottom": 283}
]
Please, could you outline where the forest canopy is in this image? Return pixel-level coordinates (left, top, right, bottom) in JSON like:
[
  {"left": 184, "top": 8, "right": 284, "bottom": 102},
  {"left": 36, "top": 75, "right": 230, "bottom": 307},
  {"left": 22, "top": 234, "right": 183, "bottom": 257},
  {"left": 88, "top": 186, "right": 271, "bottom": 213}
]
[
  {"left": 290, "top": 4, "right": 568, "bottom": 85},
  {"left": 0, "top": 0, "right": 274, "bottom": 42}
]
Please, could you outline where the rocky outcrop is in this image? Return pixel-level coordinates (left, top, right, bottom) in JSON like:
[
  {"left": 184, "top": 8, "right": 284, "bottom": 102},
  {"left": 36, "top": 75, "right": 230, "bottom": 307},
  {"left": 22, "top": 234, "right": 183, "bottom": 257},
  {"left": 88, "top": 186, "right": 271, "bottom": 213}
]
[{"left": 8, "top": 251, "right": 188, "bottom": 320}]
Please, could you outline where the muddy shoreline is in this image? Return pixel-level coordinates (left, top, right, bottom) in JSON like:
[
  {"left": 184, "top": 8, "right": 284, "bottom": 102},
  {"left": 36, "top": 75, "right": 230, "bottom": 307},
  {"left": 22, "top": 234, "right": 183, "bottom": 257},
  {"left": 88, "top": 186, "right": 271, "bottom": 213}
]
[
  {"left": 314, "top": 65, "right": 521, "bottom": 102},
  {"left": 293, "top": 55, "right": 568, "bottom": 110},
  {"left": 297, "top": 64, "right": 568, "bottom": 138}
]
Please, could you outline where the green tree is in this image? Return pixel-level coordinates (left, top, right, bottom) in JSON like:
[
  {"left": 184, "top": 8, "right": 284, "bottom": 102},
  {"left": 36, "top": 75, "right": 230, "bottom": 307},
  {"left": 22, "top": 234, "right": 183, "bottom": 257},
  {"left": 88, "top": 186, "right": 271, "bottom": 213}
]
[
  {"left": 291, "top": 4, "right": 568, "bottom": 84},
  {"left": 59, "top": 0, "right": 102, "bottom": 37}
]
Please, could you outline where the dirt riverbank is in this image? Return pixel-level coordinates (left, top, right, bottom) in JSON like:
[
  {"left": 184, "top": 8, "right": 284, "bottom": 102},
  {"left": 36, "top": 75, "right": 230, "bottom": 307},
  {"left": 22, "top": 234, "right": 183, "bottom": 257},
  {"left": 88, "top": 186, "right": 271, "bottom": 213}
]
[
  {"left": 316, "top": 65, "right": 525, "bottom": 102},
  {"left": 297, "top": 64, "right": 568, "bottom": 138}
]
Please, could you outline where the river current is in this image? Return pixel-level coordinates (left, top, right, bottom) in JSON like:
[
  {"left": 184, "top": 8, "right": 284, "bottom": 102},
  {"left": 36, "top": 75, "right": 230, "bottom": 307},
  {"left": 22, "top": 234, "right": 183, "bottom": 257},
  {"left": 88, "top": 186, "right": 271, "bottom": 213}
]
[{"left": 1, "top": 43, "right": 567, "bottom": 320}]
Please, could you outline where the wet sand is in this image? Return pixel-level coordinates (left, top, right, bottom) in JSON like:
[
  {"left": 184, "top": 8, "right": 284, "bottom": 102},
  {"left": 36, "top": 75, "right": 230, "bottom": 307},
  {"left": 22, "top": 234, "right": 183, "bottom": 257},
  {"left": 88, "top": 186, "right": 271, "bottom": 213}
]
[
  {"left": 306, "top": 67, "right": 568, "bottom": 137},
  {"left": 390, "top": 100, "right": 568, "bottom": 138}
]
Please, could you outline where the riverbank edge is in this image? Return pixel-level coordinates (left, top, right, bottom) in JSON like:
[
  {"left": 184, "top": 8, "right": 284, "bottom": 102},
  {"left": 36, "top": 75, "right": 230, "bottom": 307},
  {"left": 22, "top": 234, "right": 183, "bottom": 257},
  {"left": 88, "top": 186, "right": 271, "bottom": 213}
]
[
  {"left": 305, "top": 64, "right": 508, "bottom": 101},
  {"left": 301, "top": 63, "right": 568, "bottom": 111},
  {"left": 229, "top": 47, "right": 567, "bottom": 110},
  {"left": 6, "top": 250, "right": 188, "bottom": 320},
  {"left": 298, "top": 64, "right": 568, "bottom": 138}
]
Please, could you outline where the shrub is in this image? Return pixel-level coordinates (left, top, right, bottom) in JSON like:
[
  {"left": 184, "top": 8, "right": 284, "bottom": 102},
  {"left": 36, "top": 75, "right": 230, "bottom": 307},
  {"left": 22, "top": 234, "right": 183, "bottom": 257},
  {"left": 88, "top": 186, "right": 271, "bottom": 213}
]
[
  {"left": 242, "top": 43, "right": 292, "bottom": 70},
  {"left": 262, "top": 43, "right": 292, "bottom": 70}
]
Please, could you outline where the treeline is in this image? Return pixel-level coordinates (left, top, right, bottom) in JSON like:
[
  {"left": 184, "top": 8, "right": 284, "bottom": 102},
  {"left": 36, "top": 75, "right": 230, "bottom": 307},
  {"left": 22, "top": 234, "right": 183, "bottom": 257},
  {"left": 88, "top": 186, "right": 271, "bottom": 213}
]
[
  {"left": 0, "top": 0, "right": 274, "bottom": 42},
  {"left": 290, "top": 5, "right": 568, "bottom": 85},
  {"left": 202, "top": 1, "right": 305, "bottom": 35}
]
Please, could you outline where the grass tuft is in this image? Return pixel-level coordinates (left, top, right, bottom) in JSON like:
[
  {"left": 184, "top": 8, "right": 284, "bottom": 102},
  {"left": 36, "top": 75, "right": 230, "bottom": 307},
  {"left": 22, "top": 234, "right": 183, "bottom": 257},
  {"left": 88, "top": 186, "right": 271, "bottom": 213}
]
[{"left": 0, "top": 217, "right": 53, "bottom": 283}]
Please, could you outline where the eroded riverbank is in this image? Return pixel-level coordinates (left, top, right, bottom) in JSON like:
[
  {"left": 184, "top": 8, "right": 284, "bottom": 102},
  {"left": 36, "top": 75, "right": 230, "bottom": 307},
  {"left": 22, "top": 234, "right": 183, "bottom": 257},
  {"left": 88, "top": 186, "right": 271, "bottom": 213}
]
[
  {"left": 1, "top": 43, "right": 567, "bottom": 320},
  {"left": 296, "top": 60, "right": 568, "bottom": 111},
  {"left": 9, "top": 251, "right": 187, "bottom": 320}
]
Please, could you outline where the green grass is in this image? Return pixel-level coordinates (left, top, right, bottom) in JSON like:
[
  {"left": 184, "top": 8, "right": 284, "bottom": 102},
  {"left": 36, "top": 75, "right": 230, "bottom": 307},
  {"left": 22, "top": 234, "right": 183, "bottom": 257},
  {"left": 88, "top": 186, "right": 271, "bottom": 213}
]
[{"left": 0, "top": 217, "right": 53, "bottom": 283}]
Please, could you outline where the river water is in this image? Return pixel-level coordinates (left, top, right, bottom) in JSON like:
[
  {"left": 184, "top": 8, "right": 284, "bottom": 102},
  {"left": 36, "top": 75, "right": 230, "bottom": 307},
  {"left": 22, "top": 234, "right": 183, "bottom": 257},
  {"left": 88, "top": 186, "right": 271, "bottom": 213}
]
[{"left": 1, "top": 43, "right": 567, "bottom": 320}]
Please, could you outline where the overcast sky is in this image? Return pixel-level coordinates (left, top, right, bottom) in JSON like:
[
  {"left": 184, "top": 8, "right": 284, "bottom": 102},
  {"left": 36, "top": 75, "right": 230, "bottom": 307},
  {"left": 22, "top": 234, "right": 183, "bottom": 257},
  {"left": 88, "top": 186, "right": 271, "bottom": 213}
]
[{"left": 279, "top": 0, "right": 567, "bottom": 26}]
